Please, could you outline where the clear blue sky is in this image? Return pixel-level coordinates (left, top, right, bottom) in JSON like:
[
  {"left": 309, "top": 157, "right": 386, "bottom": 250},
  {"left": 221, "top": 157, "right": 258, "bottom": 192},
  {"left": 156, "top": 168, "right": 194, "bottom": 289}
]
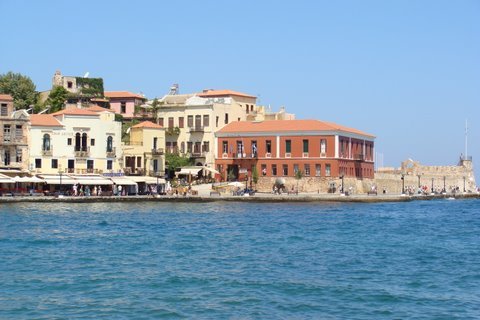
[{"left": 1, "top": 0, "right": 479, "bottom": 174}]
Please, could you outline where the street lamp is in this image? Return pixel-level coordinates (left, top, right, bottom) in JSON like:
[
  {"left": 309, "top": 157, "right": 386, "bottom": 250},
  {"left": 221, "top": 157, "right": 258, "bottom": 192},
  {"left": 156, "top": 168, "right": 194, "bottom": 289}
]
[
  {"left": 401, "top": 174, "right": 405, "bottom": 195},
  {"left": 431, "top": 178, "right": 434, "bottom": 194},
  {"left": 443, "top": 176, "right": 446, "bottom": 193},
  {"left": 463, "top": 176, "right": 466, "bottom": 193}
]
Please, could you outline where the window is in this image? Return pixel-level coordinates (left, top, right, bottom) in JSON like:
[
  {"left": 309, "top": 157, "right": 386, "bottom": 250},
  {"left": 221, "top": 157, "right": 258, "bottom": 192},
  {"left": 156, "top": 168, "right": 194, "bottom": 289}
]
[
  {"left": 42, "top": 134, "right": 51, "bottom": 151},
  {"left": 286, "top": 140, "right": 291, "bottom": 153},
  {"left": 326, "top": 164, "right": 331, "bottom": 176},
  {"left": 3, "top": 125, "right": 10, "bottom": 142},
  {"left": 194, "top": 142, "right": 201, "bottom": 154},
  {"left": 153, "top": 137, "right": 158, "bottom": 150},
  {"left": 68, "top": 159, "right": 75, "bottom": 171},
  {"left": 303, "top": 139, "right": 309, "bottom": 153},
  {"left": 282, "top": 164, "right": 289, "bottom": 176},
  {"left": 187, "top": 115, "right": 193, "bottom": 127},
  {"left": 203, "top": 141, "right": 209, "bottom": 152},
  {"left": 136, "top": 156, "right": 142, "bottom": 168},
  {"left": 16, "top": 125, "right": 22, "bottom": 138},
  {"left": 304, "top": 164, "right": 310, "bottom": 176},
  {"left": 293, "top": 164, "right": 299, "bottom": 173},
  {"left": 15, "top": 149, "right": 21, "bottom": 163},
  {"left": 266, "top": 140, "right": 272, "bottom": 153},
  {"left": 75, "top": 133, "right": 81, "bottom": 151},
  {"left": 87, "top": 160, "right": 94, "bottom": 172},
  {"left": 321, "top": 139, "right": 327, "bottom": 155},
  {"left": 203, "top": 115, "right": 209, "bottom": 127},
  {"left": 35, "top": 158, "right": 42, "bottom": 168},
  {"left": 238, "top": 117, "right": 240, "bottom": 121},
  {"left": 180, "top": 142, "right": 185, "bottom": 153},
  {"left": 236, "top": 141, "right": 243, "bottom": 156},
  {"left": 195, "top": 115, "right": 201, "bottom": 128},
  {"left": 222, "top": 141, "right": 228, "bottom": 154},
  {"left": 261, "top": 164, "right": 267, "bottom": 176},
  {"left": 316, "top": 164, "right": 321, "bottom": 176},
  {"left": 246, "top": 104, "right": 249, "bottom": 114},
  {"left": 272, "top": 164, "right": 277, "bottom": 176},
  {"left": 3, "top": 150, "right": 10, "bottom": 166},
  {"left": 107, "top": 136, "right": 113, "bottom": 152},
  {"left": 187, "top": 142, "right": 192, "bottom": 153},
  {"left": 179, "top": 117, "right": 184, "bottom": 128},
  {"left": 81, "top": 133, "right": 87, "bottom": 151},
  {"left": 224, "top": 113, "right": 229, "bottom": 124},
  {"left": 251, "top": 140, "right": 257, "bottom": 157},
  {"left": 91, "top": 138, "right": 95, "bottom": 146},
  {"left": 107, "top": 160, "right": 113, "bottom": 170},
  {"left": 120, "top": 101, "right": 126, "bottom": 113},
  {"left": 1, "top": 103, "right": 7, "bottom": 116},
  {"left": 153, "top": 159, "right": 158, "bottom": 173},
  {"left": 216, "top": 116, "right": 219, "bottom": 127},
  {"left": 158, "top": 118, "right": 164, "bottom": 126},
  {"left": 67, "top": 138, "right": 72, "bottom": 145},
  {"left": 67, "top": 81, "right": 73, "bottom": 89},
  {"left": 51, "top": 159, "right": 58, "bottom": 169},
  {"left": 168, "top": 117, "right": 174, "bottom": 128}
]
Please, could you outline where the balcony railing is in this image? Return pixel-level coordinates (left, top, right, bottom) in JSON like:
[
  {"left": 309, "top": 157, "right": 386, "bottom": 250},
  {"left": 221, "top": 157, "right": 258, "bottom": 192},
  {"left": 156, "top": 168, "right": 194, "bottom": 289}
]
[
  {"left": 189, "top": 126, "right": 204, "bottom": 133},
  {"left": 42, "top": 146, "right": 53, "bottom": 156},
  {"left": 191, "top": 151, "right": 206, "bottom": 158},
  {"left": 74, "top": 147, "right": 90, "bottom": 158},
  {"left": 106, "top": 147, "right": 116, "bottom": 158},
  {"left": 151, "top": 148, "right": 164, "bottom": 155},
  {"left": 2, "top": 136, "right": 27, "bottom": 145},
  {"left": 354, "top": 154, "right": 365, "bottom": 161},
  {"left": 166, "top": 147, "right": 179, "bottom": 154}
]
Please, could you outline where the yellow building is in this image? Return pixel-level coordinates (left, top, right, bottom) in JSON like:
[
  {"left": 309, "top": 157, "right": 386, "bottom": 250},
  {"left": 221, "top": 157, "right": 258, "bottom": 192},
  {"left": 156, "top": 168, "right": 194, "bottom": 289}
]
[
  {"left": 28, "top": 106, "right": 122, "bottom": 174},
  {"left": 122, "top": 121, "right": 165, "bottom": 176}
]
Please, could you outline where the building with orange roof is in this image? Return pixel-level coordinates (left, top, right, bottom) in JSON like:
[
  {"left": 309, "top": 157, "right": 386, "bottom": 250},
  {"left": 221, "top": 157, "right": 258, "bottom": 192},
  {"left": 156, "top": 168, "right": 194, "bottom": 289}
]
[
  {"left": 105, "top": 91, "right": 147, "bottom": 120},
  {"left": 0, "top": 94, "right": 29, "bottom": 171},
  {"left": 215, "top": 120, "right": 375, "bottom": 193},
  {"left": 122, "top": 121, "right": 165, "bottom": 176},
  {"left": 28, "top": 105, "right": 122, "bottom": 176}
]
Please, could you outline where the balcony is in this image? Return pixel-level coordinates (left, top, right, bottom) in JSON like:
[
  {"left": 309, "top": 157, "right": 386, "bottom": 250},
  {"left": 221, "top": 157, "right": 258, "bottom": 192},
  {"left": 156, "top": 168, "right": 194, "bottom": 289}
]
[
  {"left": 354, "top": 154, "right": 365, "bottom": 161},
  {"left": 191, "top": 151, "right": 206, "bottom": 158},
  {"left": 189, "top": 126, "right": 205, "bottom": 133},
  {"left": 166, "top": 147, "right": 179, "bottom": 154},
  {"left": 74, "top": 147, "right": 90, "bottom": 158},
  {"left": 42, "top": 146, "right": 53, "bottom": 156},
  {"left": 151, "top": 148, "right": 164, "bottom": 155},
  {"left": 2, "top": 136, "right": 28, "bottom": 145},
  {"left": 106, "top": 147, "right": 116, "bottom": 158}
]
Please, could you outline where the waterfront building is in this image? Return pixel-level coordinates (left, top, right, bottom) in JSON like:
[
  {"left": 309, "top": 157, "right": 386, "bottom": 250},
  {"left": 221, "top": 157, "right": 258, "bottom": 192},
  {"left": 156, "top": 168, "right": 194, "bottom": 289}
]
[
  {"left": 104, "top": 91, "right": 147, "bottom": 120},
  {"left": 144, "top": 89, "right": 259, "bottom": 169},
  {"left": 122, "top": 121, "right": 165, "bottom": 176},
  {"left": 29, "top": 106, "right": 122, "bottom": 175},
  {"left": 0, "top": 94, "right": 30, "bottom": 172},
  {"left": 215, "top": 119, "right": 375, "bottom": 188}
]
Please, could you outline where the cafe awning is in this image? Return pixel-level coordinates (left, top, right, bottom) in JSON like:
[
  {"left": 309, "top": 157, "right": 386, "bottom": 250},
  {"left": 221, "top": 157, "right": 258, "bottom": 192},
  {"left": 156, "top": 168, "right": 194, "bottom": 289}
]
[
  {"left": 109, "top": 176, "right": 138, "bottom": 186},
  {"left": 12, "top": 176, "right": 45, "bottom": 183},
  {"left": 0, "top": 173, "right": 15, "bottom": 184},
  {"left": 39, "top": 174, "right": 78, "bottom": 185},
  {"left": 176, "top": 167, "right": 203, "bottom": 177},
  {"left": 128, "top": 176, "right": 166, "bottom": 184},
  {"left": 72, "top": 175, "right": 113, "bottom": 185}
]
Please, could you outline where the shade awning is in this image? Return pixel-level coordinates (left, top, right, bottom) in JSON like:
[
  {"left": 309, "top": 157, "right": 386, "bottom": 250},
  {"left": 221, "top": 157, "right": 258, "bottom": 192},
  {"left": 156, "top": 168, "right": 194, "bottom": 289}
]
[
  {"left": 109, "top": 176, "right": 138, "bottom": 186},
  {"left": 39, "top": 174, "right": 78, "bottom": 185},
  {"left": 72, "top": 175, "right": 113, "bottom": 185},
  {"left": 128, "top": 176, "right": 166, "bottom": 184},
  {"left": 176, "top": 167, "right": 202, "bottom": 176},
  {"left": 0, "top": 173, "right": 15, "bottom": 183},
  {"left": 13, "top": 176, "right": 45, "bottom": 183}
]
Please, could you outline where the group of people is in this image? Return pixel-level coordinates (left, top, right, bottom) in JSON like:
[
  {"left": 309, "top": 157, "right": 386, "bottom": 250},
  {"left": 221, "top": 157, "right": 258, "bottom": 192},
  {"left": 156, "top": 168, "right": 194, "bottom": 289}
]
[{"left": 71, "top": 184, "right": 105, "bottom": 197}]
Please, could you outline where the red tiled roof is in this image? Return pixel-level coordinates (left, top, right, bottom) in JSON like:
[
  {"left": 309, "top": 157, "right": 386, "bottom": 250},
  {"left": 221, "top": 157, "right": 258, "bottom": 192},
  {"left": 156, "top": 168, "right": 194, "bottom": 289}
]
[
  {"left": 0, "top": 94, "right": 13, "bottom": 101},
  {"left": 105, "top": 91, "right": 146, "bottom": 99},
  {"left": 51, "top": 108, "right": 99, "bottom": 116},
  {"left": 218, "top": 120, "right": 375, "bottom": 138},
  {"left": 30, "top": 114, "right": 63, "bottom": 127},
  {"left": 197, "top": 89, "right": 256, "bottom": 99},
  {"left": 131, "top": 121, "right": 163, "bottom": 129},
  {"left": 86, "top": 105, "right": 115, "bottom": 113}
]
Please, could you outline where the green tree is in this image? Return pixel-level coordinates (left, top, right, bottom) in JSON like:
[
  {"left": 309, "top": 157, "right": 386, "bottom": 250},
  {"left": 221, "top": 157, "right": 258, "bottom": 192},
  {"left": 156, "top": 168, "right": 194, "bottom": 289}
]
[
  {"left": 227, "top": 169, "right": 236, "bottom": 181},
  {"left": 165, "top": 152, "right": 193, "bottom": 176},
  {"left": 251, "top": 165, "right": 259, "bottom": 190},
  {"left": 150, "top": 98, "right": 162, "bottom": 121},
  {"left": 294, "top": 169, "right": 304, "bottom": 192},
  {"left": 45, "top": 86, "right": 68, "bottom": 113},
  {"left": 0, "top": 71, "right": 38, "bottom": 109}
]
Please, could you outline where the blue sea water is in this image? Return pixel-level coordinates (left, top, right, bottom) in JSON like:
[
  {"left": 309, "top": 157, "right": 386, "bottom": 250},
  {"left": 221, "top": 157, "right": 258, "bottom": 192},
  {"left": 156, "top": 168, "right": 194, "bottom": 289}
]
[{"left": 0, "top": 199, "right": 479, "bottom": 319}]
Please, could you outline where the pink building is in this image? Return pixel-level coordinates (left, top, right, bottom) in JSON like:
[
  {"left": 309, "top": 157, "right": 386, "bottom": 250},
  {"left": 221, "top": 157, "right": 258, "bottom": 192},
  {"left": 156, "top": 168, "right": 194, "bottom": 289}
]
[{"left": 105, "top": 91, "right": 146, "bottom": 120}]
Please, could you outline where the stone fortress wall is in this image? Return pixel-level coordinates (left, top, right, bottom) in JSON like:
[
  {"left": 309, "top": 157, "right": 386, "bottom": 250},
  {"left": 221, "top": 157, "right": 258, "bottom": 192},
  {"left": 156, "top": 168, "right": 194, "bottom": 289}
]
[{"left": 253, "top": 158, "right": 476, "bottom": 194}]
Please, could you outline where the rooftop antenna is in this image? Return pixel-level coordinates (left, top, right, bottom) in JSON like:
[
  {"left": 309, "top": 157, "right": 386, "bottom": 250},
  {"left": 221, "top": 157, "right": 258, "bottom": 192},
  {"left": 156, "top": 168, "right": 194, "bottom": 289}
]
[
  {"left": 168, "top": 83, "right": 179, "bottom": 95},
  {"left": 83, "top": 72, "right": 89, "bottom": 78}
]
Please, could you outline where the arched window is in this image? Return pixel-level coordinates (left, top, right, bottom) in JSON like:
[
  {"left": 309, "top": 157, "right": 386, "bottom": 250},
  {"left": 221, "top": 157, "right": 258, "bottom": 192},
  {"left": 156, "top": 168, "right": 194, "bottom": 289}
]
[
  {"left": 75, "top": 133, "right": 81, "bottom": 151},
  {"left": 81, "top": 133, "right": 87, "bottom": 151},
  {"left": 107, "top": 136, "right": 113, "bottom": 152},
  {"left": 42, "top": 134, "right": 51, "bottom": 151}
]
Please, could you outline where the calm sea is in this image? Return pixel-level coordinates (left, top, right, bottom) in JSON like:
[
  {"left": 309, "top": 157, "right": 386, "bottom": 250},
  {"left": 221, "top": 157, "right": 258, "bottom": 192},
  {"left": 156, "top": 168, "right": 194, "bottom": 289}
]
[{"left": 0, "top": 199, "right": 479, "bottom": 319}]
